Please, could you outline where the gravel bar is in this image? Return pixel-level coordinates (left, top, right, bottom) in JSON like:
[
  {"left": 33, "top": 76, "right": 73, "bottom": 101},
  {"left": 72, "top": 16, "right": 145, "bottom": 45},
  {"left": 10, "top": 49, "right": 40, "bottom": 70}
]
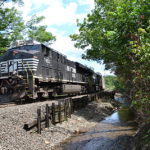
[{"left": 0, "top": 98, "right": 117, "bottom": 150}]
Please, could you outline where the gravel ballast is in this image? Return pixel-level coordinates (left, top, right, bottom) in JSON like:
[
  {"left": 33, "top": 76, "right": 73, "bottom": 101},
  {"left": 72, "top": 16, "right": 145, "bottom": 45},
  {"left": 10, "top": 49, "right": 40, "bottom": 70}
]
[{"left": 0, "top": 98, "right": 117, "bottom": 150}]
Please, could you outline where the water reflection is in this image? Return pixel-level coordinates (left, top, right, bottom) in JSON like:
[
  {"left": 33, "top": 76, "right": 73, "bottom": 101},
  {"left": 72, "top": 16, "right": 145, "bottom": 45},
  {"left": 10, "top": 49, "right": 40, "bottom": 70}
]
[
  {"left": 103, "top": 107, "right": 135, "bottom": 125},
  {"left": 115, "top": 96, "right": 125, "bottom": 103},
  {"left": 102, "top": 112, "right": 120, "bottom": 124}
]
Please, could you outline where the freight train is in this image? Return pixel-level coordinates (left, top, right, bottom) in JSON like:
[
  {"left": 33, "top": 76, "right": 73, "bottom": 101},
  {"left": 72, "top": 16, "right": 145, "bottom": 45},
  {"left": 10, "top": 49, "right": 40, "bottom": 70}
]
[{"left": 0, "top": 40, "right": 104, "bottom": 102}]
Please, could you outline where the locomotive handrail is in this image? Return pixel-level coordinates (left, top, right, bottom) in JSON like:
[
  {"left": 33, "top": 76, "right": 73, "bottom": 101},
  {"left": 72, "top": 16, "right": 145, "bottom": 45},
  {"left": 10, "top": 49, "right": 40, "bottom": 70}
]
[{"left": 20, "top": 60, "right": 34, "bottom": 97}]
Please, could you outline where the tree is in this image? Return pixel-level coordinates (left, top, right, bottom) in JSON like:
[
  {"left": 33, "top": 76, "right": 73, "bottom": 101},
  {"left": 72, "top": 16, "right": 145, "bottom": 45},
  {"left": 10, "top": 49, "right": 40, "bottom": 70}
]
[
  {"left": 104, "top": 75, "right": 118, "bottom": 90},
  {"left": 26, "top": 15, "right": 56, "bottom": 44},
  {"left": 0, "top": 0, "right": 56, "bottom": 55},
  {"left": 71, "top": 0, "right": 150, "bottom": 124},
  {"left": 0, "top": 0, "right": 23, "bottom": 8},
  {"left": 0, "top": 0, "right": 24, "bottom": 54},
  {"left": 0, "top": 7, "right": 24, "bottom": 54}
]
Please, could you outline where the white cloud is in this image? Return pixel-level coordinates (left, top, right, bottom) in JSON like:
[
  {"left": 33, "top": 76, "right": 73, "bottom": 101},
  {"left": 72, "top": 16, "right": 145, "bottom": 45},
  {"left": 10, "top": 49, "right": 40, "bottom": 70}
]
[
  {"left": 4, "top": 0, "right": 89, "bottom": 26},
  {"left": 37, "top": 1, "right": 86, "bottom": 26},
  {"left": 77, "top": 0, "right": 95, "bottom": 10}
]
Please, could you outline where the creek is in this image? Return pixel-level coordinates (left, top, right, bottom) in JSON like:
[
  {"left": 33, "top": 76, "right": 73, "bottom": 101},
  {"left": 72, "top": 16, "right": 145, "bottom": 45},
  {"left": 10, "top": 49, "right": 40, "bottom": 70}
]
[{"left": 55, "top": 94, "right": 137, "bottom": 150}]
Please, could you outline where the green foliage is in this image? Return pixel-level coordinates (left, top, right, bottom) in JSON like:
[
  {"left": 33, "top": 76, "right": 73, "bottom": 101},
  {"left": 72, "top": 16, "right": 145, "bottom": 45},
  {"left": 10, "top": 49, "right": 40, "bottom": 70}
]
[
  {"left": 104, "top": 75, "right": 117, "bottom": 90},
  {"left": 104, "top": 75, "right": 124, "bottom": 91},
  {"left": 0, "top": 7, "right": 25, "bottom": 52},
  {"left": 71, "top": 0, "right": 150, "bottom": 127},
  {"left": 26, "top": 15, "right": 56, "bottom": 44},
  {"left": 0, "top": 0, "right": 23, "bottom": 8}
]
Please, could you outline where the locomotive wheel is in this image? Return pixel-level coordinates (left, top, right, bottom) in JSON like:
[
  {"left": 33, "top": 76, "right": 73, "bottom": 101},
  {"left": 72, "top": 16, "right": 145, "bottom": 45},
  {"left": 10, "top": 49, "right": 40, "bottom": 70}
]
[
  {"left": 37, "top": 92, "right": 43, "bottom": 100},
  {"left": 8, "top": 88, "right": 13, "bottom": 94},
  {"left": 52, "top": 91, "right": 57, "bottom": 97},
  {"left": 48, "top": 92, "right": 53, "bottom": 99},
  {"left": 48, "top": 91, "right": 57, "bottom": 99}
]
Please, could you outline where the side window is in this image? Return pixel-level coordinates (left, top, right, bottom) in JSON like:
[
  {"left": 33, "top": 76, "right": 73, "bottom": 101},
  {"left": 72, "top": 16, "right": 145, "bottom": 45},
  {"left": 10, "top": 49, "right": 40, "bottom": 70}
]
[
  {"left": 52, "top": 51, "right": 54, "bottom": 58},
  {"left": 53, "top": 51, "right": 57, "bottom": 60},
  {"left": 64, "top": 58, "right": 66, "bottom": 64},
  {"left": 62, "top": 56, "right": 64, "bottom": 63},
  {"left": 42, "top": 46, "right": 46, "bottom": 54},
  {"left": 45, "top": 48, "right": 49, "bottom": 56},
  {"left": 49, "top": 50, "right": 52, "bottom": 58},
  {"left": 42, "top": 46, "right": 50, "bottom": 56}
]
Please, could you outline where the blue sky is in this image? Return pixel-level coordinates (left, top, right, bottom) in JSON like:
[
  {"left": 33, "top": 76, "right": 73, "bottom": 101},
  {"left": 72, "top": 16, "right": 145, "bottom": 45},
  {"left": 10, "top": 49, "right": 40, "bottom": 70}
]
[{"left": 6, "top": 0, "right": 114, "bottom": 75}]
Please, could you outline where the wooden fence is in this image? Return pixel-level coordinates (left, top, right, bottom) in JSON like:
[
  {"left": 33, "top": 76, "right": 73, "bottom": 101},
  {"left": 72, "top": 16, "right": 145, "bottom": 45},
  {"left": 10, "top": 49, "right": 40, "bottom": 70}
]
[{"left": 24, "top": 91, "right": 115, "bottom": 134}]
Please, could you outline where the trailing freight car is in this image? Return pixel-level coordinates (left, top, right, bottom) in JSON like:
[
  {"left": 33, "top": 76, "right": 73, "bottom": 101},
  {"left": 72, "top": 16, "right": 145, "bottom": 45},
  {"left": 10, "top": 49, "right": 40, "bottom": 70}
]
[{"left": 0, "top": 40, "right": 104, "bottom": 102}]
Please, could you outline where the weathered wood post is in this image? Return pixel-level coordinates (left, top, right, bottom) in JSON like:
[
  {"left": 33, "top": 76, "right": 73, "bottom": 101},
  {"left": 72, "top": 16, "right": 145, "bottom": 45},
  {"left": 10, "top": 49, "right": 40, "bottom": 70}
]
[
  {"left": 52, "top": 103, "right": 56, "bottom": 125},
  {"left": 74, "top": 99, "right": 76, "bottom": 110},
  {"left": 88, "top": 95, "right": 91, "bottom": 102},
  {"left": 98, "top": 92, "right": 101, "bottom": 99},
  {"left": 73, "top": 99, "right": 75, "bottom": 110},
  {"left": 81, "top": 98, "right": 83, "bottom": 108},
  {"left": 96, "top": 94, "right": 98, "bottom": 100},
  {"left": 93, "top": 95, "right": 95, "bottom": 101},
  {"left": 64, "top": 99, "right": 68, "bottom": 121},
  {"left": 83, "top": 97, "right": 86, "bottom": 106},
  {"left": 70, "top": 98, "right": 73, "bottom": 114},
  {"left": 37, "top": 107, "right": 41, "bottom": 134},
  {"left": 68, "top": 98, "right": 71, "bottom": 118},
  {"left": 84, "top": 97, "right": 86, "bottom": 106},
  {"left": 58, "top": 101, "right": 62, "bottom": 123},
  {"left": 94, "top": 95, "right": 96, "bottom": 101},
  {"left": 77, "top": 99, "right": 79, "bottom": 109},
  {"left": 45, "top": 104, "right": 50, "bottom": 128}
]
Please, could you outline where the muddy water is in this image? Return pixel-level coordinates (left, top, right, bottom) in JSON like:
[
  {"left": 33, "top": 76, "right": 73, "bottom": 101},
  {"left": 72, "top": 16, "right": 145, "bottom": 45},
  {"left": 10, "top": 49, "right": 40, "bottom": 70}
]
[{"left": 56, "top": 98, "right": 136, "bottom": 150}]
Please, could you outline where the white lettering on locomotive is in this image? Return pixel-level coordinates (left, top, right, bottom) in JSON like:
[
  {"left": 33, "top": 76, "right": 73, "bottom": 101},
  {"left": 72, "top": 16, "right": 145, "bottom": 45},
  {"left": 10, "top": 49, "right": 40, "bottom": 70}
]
[{"left": 0, "top": 58, "right": 39, "bottom": 74}]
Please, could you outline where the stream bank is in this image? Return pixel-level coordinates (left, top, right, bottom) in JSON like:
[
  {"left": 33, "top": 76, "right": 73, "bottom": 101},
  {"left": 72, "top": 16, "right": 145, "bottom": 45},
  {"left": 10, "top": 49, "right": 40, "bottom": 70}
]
[{"left": 54, "top": 93, "right": 138, "bottom": 150}]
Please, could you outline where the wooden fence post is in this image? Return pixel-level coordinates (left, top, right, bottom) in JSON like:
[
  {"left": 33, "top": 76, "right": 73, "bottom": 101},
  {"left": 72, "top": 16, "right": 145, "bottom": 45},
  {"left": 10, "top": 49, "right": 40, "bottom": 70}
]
[
  {"left": 58, "top": 101, "right": 62, "bottom": 123},
  {"left": 64, "top": 99, "right": 68, "bottom": 121},
  {"left": 45, "top": 104, "right": 50, "bottom": 128},
  {"left": 52, "top": 103, "right": 55, "bottom": 125},
  {"left": 68, "top": 98, "right": 71, "bottom": 118},
  {"left": 83, "top": 97, "right": 86, "bottom": 106},
  {"left": 73, "top": 99, "right": 76, "bottom": 110},
  {"left": 37, "top": 107, "right": 41, "bottom": 134},
  {"left": 81, "top": 98, "right": 83, "bottom": 108},
  {"left": 96, "top": 93, "right": 99, "bottom": 101},
  {"left": 70, "top": 98, "right": 73, "bottom": 114},
  {"left": 73, "top": 99, "right": 75, "bottom": 110},
  {"left": 88, "top": 95, "right": 91, "bottom": 102},
  {"left": 98, "top": 92, "right": 100, "bottom": 99}
]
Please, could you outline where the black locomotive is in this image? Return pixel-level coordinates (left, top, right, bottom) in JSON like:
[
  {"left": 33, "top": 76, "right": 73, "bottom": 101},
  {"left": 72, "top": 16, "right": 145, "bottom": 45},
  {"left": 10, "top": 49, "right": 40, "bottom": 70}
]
[{"left": 0, "top": 40, "right": 104, "bottom": 102}]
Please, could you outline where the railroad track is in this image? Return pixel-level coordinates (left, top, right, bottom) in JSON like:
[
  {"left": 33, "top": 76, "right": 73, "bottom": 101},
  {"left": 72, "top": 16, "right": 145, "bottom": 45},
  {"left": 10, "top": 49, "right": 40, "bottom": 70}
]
[
  {"left": 0, "top": 93, "right": 86, "bottom": 108},
  {"left": 0, "top": 91, "right": 113, "bottom": 109},
  {"left": 0, "top": 102, "right": 17, "bottom": 108}
]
